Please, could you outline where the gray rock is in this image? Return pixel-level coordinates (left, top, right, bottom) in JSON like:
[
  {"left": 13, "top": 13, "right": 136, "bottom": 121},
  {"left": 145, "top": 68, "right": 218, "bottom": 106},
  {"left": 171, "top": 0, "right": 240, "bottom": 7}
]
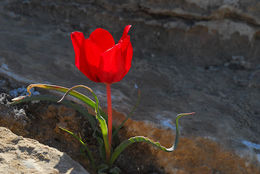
[{"left": 0, "top": 127, "right": 89, "bottom": 174}]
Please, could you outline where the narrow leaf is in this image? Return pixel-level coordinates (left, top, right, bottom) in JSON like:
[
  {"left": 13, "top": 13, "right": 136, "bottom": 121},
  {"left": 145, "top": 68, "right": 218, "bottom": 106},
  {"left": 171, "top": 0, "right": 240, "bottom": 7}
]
[
  {"left": 59, "top": 127, "right": 96, "bottom": 169},
  {"left": 12, "top": 84, "right": 108, "bottom": 121},
  {"left": 11, "top": 95, "right": 97, "bottom": 131},
  {"left": 110, "top": 112, "right": 195, "bottom": 165},
  {"left": 57, "top": 85, "right": 111, "bottom": 162}
]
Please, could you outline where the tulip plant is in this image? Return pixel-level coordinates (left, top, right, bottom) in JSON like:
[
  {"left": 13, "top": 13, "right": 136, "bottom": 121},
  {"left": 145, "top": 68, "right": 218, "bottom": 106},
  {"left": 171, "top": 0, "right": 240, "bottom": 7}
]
[{"left": 12, "top": 25, "right": 194, "bottom": 174}]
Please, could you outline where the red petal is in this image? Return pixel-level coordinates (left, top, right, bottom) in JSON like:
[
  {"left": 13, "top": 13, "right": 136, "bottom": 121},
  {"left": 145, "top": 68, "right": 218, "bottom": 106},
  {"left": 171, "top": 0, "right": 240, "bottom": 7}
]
[
  {"left": 119, "top": 35, "right": 133, "bottom": 75},
  {"left": 71, "top": 32, "right": 96, "bottom": 81},
  {"left": 71, "top": 32, "right": 102, "bottom": 82},
  {"left": 89, "top": 28, "right": 115, "bottom": 52},
  {"left": 83, "top": 38, "right": 103, "bottom": 82},
  {"left": 125, "top": 43, "right": 133, "bottom": 73},
  {"left": 71, "top": 32, "right": 85, "bottom": 69},
  {"left": 99, "top": 44, "right": 125, "bottom": 83},
  {"left": 84, "top": 39, "right": 102, "bottom": 68},
  {"left": 120, "top": 25, "right": 132, "bottom": 41}
]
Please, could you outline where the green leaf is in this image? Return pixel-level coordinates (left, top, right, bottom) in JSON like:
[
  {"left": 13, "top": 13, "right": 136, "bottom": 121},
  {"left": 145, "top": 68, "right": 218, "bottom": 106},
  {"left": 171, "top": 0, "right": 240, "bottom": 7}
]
[
  {"left": 11, "top": 95, "right": 97, "bottom": 131},
  {"left": 97, "top": 136, "right": 106, "bottom": 161},
  {"left": 12, "top": 84, "right": 111, "bottom": 163},
  {"left": 109, "top": 167, "right": 121, "bottom": 174},
  {"left": 56, "top": 85, "right": 111, "bottom": 163},
  {"left": 97, "top": 164, "right": 109, "bottom": 174},
  {"left": 12, "top": 84, "right": 108, "bottom": 121},
  {"left": 59, "top": 127, "right": 96, "bottom": 169},
  {"left": 110, "top": 112, "right": 194, "bottom": 165}
]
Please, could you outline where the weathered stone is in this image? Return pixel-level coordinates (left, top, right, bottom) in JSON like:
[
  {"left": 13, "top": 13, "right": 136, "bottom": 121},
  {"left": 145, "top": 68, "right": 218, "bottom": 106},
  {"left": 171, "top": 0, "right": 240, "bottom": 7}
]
[
  {"left": 0, "top": 127, "right": 89, "bottom": 174},
  {"left": 0, "top": 103, "right": 29, "bottom": 136}
]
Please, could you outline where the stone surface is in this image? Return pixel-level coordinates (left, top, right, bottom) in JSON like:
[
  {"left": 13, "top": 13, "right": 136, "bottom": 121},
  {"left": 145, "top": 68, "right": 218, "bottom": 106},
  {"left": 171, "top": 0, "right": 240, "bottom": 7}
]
[
  {"left": 0, "top": 127, "right": 89, "bottom": 174},
  {"left": 0, "top": 0, "right": 259, "bottom": 167},
  {"left": 0, "top": 93, "right": 95, "bottom": 173}
]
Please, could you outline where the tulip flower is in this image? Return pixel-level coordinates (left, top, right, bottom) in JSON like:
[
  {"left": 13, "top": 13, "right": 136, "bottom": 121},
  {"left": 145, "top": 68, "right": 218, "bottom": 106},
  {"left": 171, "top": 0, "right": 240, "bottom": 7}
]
[
  {"left": 71, "top": 25, "right": 133, "bottom": 84},
  {"left": 71, "top": 25, "right": 133, "bottom": 157}
]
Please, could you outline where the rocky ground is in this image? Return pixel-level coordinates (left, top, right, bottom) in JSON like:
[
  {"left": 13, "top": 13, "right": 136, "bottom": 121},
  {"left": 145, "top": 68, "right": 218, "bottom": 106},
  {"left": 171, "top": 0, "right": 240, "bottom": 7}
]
[
  {"left": 0, "top": 80, "right": 259, "bottom": 173},
  {"left": 0, "top": 127, "right": 89, "bottom": 174},
  {"left": 0, "top": 0, "right": 259, "bottom": 173}
]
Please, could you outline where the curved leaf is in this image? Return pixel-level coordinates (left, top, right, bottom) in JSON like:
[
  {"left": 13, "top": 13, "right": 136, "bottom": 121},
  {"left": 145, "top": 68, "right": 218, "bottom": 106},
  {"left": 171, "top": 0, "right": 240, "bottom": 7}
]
[
  {"left": 12, "top": 84, "right": 111, "bottom": 162},
  {"left": 12, "top": 84, "right": 108, "bottom": 121},
  {"left": 57, "top": 85, "right": 110, "bottom": 162},
  {"left": 11, "top": 95, "right": 97, "bottom": 131},
  {"left": 110, "top": 112, "right": 195, "bottom": 165}
]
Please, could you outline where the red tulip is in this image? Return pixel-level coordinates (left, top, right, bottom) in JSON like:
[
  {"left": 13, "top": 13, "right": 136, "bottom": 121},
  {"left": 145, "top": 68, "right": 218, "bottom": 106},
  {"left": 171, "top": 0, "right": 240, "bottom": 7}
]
[
  {"left": 71, "top": 25, "right": 133, "bottom": 160},
  {"left": 71, "top": 25, "right": 133, "bottom": 84}
]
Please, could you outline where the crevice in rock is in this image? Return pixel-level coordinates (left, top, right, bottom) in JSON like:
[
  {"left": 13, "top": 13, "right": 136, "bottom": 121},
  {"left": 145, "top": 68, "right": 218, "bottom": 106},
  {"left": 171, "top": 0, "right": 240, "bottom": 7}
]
[
  {"left": 4, "top": 0, "right": 260, "bottom": 28},
  {"left": 139, "top": 5, "right": 260, "bottom": 28}
]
